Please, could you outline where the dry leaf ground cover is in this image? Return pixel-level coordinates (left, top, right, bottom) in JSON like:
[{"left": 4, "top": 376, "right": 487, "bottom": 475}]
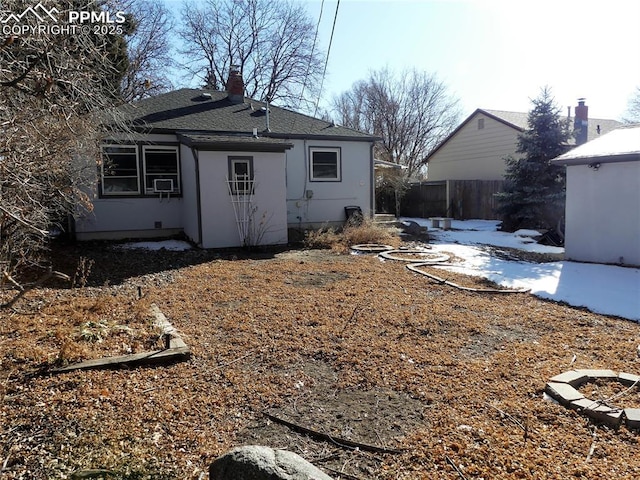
[{"left": 2, "top": 240, "right": 640, "bottom": 479}]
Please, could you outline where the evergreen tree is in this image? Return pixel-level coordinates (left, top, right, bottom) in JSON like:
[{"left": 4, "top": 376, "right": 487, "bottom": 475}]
[{"left": 497, "top": 88, "right": 572, "bottom": 233}]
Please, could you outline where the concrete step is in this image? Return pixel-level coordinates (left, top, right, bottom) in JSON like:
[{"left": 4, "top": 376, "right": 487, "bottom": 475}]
[{"left": 373, "top": 214, "right": 396, "bottom": 223}]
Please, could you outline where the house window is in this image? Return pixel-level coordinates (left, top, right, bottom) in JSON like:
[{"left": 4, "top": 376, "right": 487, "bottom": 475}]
[
  {"left": 101, "top": 145, "right": 140, "bottom": 195},
  {"left": 228, "top": 156, "right": 254, "bottom": 194},
  {"left": 309, "top": 147, "right": 341, "bottom": 181},
  {"left": 478, "top": 118, "right": 485, "bottom": 130},
  {"left": 143, "top": 146, "right": 180, "bottom": 194}
]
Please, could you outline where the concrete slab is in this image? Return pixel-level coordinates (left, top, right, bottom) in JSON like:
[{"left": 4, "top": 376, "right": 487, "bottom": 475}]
[
  {"left": 618, "top": 372, "right": 640, "bottom": 386},
  {"left": 549, "top": 370, "right": 589, "bottom": 387},
  {"left": 545, "top": 382, "right": 584, "bottom": 405},
  {"left": 570, "top": 398, "right": 623, "bottom": 428},
  {"left": 624, "top": 409, "right": 640, "bottom": 430},
  {"left": 574, "top": 369, "right": 618, "bottom": 380}
]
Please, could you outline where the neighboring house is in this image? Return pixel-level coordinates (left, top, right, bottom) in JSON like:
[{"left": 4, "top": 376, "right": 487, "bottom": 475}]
[
  {"left": 419, "top": 101, "right": 621, "bottom": 219},
  {"left": 75, "top": 69, "right": 379, "bottom": 248},
  {"left": 552, "top": 124, "right": 640, "bottom": 267}
]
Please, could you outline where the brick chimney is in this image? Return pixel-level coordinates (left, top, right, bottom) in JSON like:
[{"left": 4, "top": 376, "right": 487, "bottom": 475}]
[
  {"left": 574, "top": 98, "right": 588, "bottom": 145},
  {"left": 226, "top": 65, "right": 244, "bottom": 104}
]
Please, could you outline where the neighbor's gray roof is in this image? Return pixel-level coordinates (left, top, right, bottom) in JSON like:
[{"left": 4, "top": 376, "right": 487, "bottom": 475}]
[
  {"left": 117, "top": 89, "right": 378, "bottom": 142},
  {"left": 552, "top": 124, "right": 640, "bottom": 165},
  {"left": 482, "top": 109, "right": 621, "bottom": 143},
  {"left": 427, "top": 108, "right": 623, "bottom": 161}
]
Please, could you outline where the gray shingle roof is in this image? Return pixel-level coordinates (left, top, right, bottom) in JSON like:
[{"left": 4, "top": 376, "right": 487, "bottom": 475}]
[
  {"left": 483, "top": 109, "right": 622, "bottom": 143},
  {"left": 118, "top": 89, "right": 378, "bottom": 142}
]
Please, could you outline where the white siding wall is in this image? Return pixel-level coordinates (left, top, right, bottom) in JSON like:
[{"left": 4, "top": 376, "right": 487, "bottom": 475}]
[
  {"left": 76, "top": 134, "right": 374, "bottom": 243},
  {"left": 285, "top": 139, "right": 372, "bottom": 228},
  {"left": 75, "top": 134, "right": 183, "bottom": 240},
  {"left": 197, "top": 150, "right": 288, "bottom": 248},
  {"left": 565, "top": 162, "right": 640, "bottom": 266},
  {"left": 76, "top": 198, "right": 183, "bottom": 240},
  {"left": 180, "top": 145, "right": 200, "bottom": 245},
  {"left": 427, "top": 113, "right": 519, "bottom": 181}
]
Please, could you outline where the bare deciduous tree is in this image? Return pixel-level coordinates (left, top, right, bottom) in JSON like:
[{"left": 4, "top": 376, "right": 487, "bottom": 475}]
[
  {"left": 178, "top": 0, "right": 324, "bottom": 108},
  {"left": 332, "top": 68, "right": 460, "bottom": 178},
  {"left": 118, "top": 0, "right": 175, "bottom": 102},
  {"left": 0, "top": 0, "right": 129, "bottom": 295},
  {"left": 623, "top": 86, "right": 640, "bottom": 123}
]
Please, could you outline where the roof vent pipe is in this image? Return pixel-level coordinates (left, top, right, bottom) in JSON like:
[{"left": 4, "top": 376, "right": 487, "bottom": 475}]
[{"left": 265, "top": 102, "right": 271, "bottom": 132}]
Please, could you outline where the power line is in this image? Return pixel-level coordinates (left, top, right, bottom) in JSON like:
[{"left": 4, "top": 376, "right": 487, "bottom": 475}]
[{"left": 314, "top": 0, "right": 340, "bottom": 117}]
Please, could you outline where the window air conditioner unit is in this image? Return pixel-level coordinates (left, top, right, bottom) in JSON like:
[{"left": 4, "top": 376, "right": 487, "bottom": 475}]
[{"left": 153, "top": 178, "right": 174, "bottom": 193}]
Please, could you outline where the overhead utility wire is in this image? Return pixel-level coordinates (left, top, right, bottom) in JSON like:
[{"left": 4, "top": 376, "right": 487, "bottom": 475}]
[{"left": 314, "top": 0, "right": 340, "bottom": 117}]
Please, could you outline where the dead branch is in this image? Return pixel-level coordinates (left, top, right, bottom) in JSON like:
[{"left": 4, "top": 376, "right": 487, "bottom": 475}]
[
  {"left": 0, "top": 205, "right": 48, "bottom": 237},
  {"left": 340, "top": 302, "right": 362, "bottom": 335},
  {"left": 1, "top": 268, "right": 70, "bottom": 308},
  {"left": 211, "top": 352, "right": 253, "bottom": 372},
  {"left": 485, "top": 402, "right": 527, "bottom": 432},
  {"left": 323, "top": 466, "right": 363, "bottom": 480},
  {"left": 263, "top": 411, "right": 405, "bottom": 455},
  {"left": 586, "top": 426, "right": 597, "bottom": 462},
  {"left": 445, "top": 455, "right": 468, "bottom": 480},
  {"left": 2, "top": 271, "right": 24, "bottom": 291}
]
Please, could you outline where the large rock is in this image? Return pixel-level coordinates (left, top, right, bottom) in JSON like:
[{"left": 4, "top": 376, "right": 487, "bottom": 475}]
[{"left": 209, "top": 445, "right": 333, "bottom": 480}]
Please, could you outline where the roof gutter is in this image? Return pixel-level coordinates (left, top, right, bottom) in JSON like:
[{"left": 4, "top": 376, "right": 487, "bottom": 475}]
[
  {"left": 190, "top": 147, "right": 203, "bottom": 247},
  {"left": 370, "top": 143, "right": 376, "bottom": 216},
  {"left": 552, "top": 152, "right": 640, "bottom": 166}
]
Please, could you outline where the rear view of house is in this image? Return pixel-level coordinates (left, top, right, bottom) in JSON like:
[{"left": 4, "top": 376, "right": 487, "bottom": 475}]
[{"left": 75, "top": 69, "right": 379, "bottom": 248}]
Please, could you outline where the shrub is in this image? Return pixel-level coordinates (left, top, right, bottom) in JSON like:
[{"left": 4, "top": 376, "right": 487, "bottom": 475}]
[{"left": 303, "top": 218, "right": 400, "bottom": 252}]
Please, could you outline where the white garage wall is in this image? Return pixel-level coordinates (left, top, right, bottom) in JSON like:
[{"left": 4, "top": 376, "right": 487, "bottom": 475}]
[{"left": 565, "top": 161, "right": 640, "bottom": 266}]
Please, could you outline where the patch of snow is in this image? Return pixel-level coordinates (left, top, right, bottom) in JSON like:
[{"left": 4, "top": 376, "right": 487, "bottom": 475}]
[
  {"left": 513, "top": 229, "right": 543, "bottom": 238},
  {"left": 401, "top": 217, "right": 640, "bottom": 322},
  {"left": 115, "top": 240, "right": 192, "bottom": 251}
]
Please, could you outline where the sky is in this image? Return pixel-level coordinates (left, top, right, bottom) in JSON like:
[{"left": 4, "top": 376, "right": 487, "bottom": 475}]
[
  {"left": 162, "top": 0, "right": 640, "bottom": 120},
  {"left": 117, "top": 219, "right": 640, "bottom": 322},
  {"left": 295, "top": 0, "right": 640, "bottom": 120}
]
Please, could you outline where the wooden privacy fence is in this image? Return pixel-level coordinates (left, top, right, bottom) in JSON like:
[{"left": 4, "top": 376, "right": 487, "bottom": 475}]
[
  {"left": 400, "top": 181, "right": 446, "bottom": 218},
  {"left": 400, "top": 180, "right": 505, "bottom": 220}
]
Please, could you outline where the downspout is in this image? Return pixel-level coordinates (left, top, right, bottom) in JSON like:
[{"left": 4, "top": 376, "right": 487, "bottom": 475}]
[
  {"left": 190, "top": 147, "right": 203, "bottom": 246},
  {"left": 370, "top": 143, "right": 376, "bottom": 218}
]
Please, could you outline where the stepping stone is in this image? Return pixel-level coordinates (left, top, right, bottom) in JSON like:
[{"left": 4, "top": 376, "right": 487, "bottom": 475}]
[
  {"left": 549, "top": 370, "right": 589, "bottom": 387},
  {"left": 618, "top": 372, "right": 640, "bottom": 386},
  {"left": 571, "top": 398, "right": 623, "bottom": 428},
  {"left": 624, "top": 409, "right": 640, "bottom": 430},
  {"left": 574, "top": 369, "right": 617, "bottom": 380},
  {"left": 545, "top": 382, "right": 584, "bottom": 406}
]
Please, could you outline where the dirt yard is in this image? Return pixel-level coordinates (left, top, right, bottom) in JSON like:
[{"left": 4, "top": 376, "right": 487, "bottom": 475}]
[{"left": 1, "top": 241, "right": 640, "bottom": 479}]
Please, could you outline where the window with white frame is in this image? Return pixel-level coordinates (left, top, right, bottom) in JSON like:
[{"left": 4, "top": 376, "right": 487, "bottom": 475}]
[
  {"left": 228, "top": 156, "right": 254, "bottom": 194},
  {"left": 309, "top": 147, "right": 341, "bottom": 181},
  {"left": 143, "top": 146, "right": 180, "bottom": 194},
  {"left": 101, "top": 145, "right": 140, "bottom": 195}
]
